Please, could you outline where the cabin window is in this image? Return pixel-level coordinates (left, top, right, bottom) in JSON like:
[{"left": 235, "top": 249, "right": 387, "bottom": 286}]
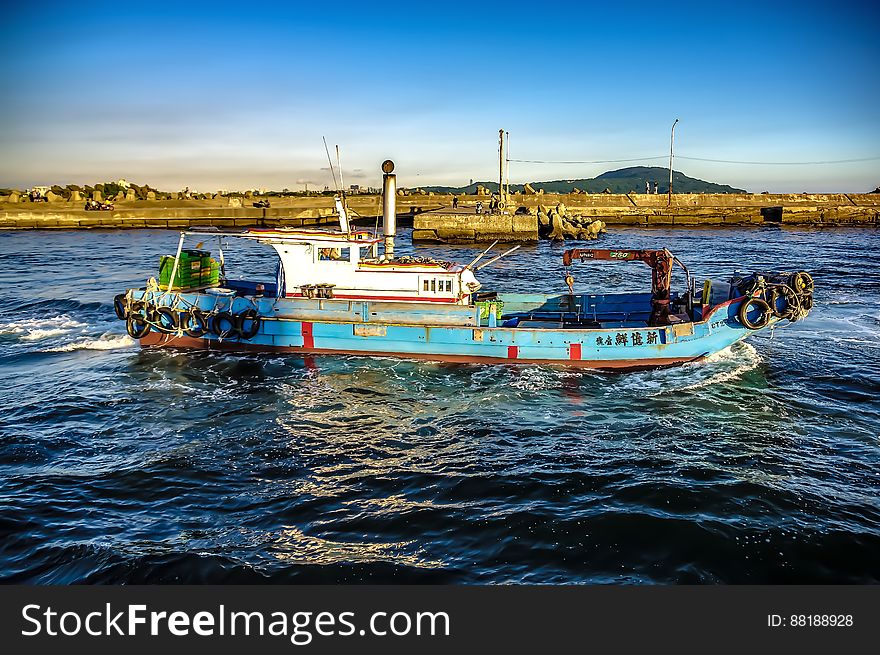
[
  {"left": 423, "top": 280, "right": 429, "bottom": 291},
  {"left": 445, "top": 280, "right": 452, "bottom": 292},
  {"left": 318, "top": 247, "right": 350, "bottom": 262},
  {"left": 431, "top": 279, "right": 436, "bottom": 292}
]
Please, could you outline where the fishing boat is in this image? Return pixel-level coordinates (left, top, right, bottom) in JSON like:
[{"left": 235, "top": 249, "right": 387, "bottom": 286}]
[{"left": 112, "top": 161, "right": 814, "bottom": 370}]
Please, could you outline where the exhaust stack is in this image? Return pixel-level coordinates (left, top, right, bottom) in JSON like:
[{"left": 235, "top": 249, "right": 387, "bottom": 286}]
[{"left": 381, "top": 159, "right": 397, "bottom": 259}]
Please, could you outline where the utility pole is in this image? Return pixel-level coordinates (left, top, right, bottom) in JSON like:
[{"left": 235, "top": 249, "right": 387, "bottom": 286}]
[
  {"left": 505, "top": 130, "right": 510, "bottom": 203},
  {"left": 668, "top": 118, "right": 679, "bottom": 206},
  {"left": 498, "top": 128, "right": 505, "bottom": 210}
]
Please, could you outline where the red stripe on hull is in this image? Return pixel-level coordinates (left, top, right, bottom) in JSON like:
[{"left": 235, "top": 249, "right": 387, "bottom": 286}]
[
  {"left": 301, "top": 322, "right": 314, "bottom": 349},
  {"left": 138, "top": 332, "right": 702, "bottom": 371},
  {"left": 569, "top": 343, "right": 582, "bottom": 360},
  {"left": 286, "top": 292, "right": 459, "bottom": 303}
]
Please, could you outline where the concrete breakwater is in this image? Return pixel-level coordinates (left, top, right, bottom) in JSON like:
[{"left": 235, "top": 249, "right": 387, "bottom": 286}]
[
  {"left": 413, "top": 193, "right": 880, "bottom": 242},
  {"left": 1, "top": 193, "right": 877, "bottom": 235}
]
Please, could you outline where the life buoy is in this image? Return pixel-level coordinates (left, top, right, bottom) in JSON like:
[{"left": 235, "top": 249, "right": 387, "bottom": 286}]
[
  {"left": 126, "top": 314, "right": 151, "bottom": 339},
  {"left": 154, "top": 306, "right": 180, "bottom": 333},
  {"left": 113, "top": 294, "right": 127, "bottom": 320},
  {"left": 181, "top": 308, "right": 208, "bottom": 337},
  {"left": 738, "top": 297, "right": 771, "bottom": 330},
  {"left": 497, "top": 201, "right": 506, "bottom": 211},
  {"left": 210, "top": 311, "right": 238, "bottom": 339},
  {"left": 235, "top": 308, "right": 261, "bottom": 340}
]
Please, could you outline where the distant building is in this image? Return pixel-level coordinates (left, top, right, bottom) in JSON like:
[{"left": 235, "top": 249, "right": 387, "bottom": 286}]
[
  {"left": 349, "top": 184, "right": 361, "bottom": 194},
  {"left": 117, "top": 178, "right": 130, "bottom": 189}
]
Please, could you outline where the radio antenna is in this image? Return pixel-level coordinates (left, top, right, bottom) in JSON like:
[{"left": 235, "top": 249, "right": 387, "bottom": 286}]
[
  {"left": 336, "top": 145, "right": 345, "bottom": 192},
  {"left": 323, "top": 136, "right": 339, "bottom": 192}
]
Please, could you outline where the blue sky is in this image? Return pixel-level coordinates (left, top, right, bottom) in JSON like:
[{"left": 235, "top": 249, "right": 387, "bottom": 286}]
[{"left": 2, "top": 0, "right": 878, "bottom": 193}]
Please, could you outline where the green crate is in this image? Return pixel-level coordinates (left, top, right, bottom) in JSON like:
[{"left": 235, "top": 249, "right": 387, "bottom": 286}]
[
  {"left": 159, "top": 255, "right": 202, "bottom": 290},
  {"left": 475, "top": 300, "right": 504, "bottom": 320},
  {"left": 198, "top": 259, "right": 220, "bottom": 287}
]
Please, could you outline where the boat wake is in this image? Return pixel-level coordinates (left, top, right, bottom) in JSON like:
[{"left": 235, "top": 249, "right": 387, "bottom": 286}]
[
  {"left": 672, "top": 343, "right": 762, "bottom": 392},
  {"left": 601, "top": 342, "right": 763, "bottom": 398},
  {"left": 44, "top": 332, "right": 136, "bottom": 352},
  {"left": 0, "top": 315, "right": 88, "bottom": 341}
]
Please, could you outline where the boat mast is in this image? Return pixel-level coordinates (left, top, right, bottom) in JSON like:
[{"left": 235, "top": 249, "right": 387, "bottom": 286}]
[{"left": 324, "top": 137, "right": 349, "bottom": 233}]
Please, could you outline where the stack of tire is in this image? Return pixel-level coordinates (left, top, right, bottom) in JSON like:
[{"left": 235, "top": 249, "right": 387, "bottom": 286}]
[
  {"left": 114, "top": 295, "right": 261, "bottom": 341},
  {"left": 735, "top": 271, "right": 814, "bottom": 330}
]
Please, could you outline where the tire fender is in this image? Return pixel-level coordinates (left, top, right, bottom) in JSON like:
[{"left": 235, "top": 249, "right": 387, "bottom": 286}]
[
  {"left": 236, "top": 308, "right": 261, "bottom": 340},
  {"left": 126, "top": 314, "right": 151, "bottom": 339},
  {"left": 210, "top": 311, "right": 238, "bottom": 339},
  {"left": 738, "top": 297, "right": 771, "bottom": 330}
]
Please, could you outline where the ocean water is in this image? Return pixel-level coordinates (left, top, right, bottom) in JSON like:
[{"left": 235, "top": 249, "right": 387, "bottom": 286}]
[{"left": 0, "top": 226, "right": 878, "bottom": 584}]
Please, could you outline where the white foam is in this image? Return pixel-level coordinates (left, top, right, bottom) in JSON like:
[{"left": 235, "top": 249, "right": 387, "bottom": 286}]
[
  {"left": 46, "top": 333, "right": 135, "bottom": 352},
  {"left": 0, "top": 315, "right": 88, "bottom": 341},
  {"left": 21, "top": 327, "right": 72, "bottom": 340},
  {"left": 673, "top": 343, "right": 762, "bottom": 392},
  {"left": 507, "top": 366, "right": 581, "bottom": 392},
  {"left": 602, "top": 342, "right": 763, "bottom": 398}
]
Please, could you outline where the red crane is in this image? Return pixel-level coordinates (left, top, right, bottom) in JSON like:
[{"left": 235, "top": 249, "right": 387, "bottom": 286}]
[{"left": 562, "top": 248, "right": 690, "bottom": 326}]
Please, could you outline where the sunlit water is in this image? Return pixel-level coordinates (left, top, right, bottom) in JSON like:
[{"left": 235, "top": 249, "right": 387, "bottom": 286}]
[{"left": 0, "top": 227, "right": 877, "bottom": 583}]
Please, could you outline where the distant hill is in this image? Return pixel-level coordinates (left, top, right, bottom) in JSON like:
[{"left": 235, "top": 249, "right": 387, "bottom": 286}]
[{"left": 419, "top": 166, "right": 746, "bottom": 194}]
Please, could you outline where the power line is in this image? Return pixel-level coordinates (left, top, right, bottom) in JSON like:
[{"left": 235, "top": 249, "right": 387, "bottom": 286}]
[
  {"left": 507, "top": 155, "right": 880, "bottom": 166},
  {"left": 677, "top": 155, "right": 880, "bottom": 165},
  {"left": 508, "top": 156, "right": 667, "bottom": 164}
]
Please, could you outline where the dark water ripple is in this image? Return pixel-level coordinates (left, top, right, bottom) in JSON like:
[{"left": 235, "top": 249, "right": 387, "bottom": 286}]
[{"left": 0, "top": 227, "right": 878, "bottom": 584}]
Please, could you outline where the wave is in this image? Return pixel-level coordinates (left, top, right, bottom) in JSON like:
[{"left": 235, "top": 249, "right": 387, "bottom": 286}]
[
  {"left": 0, "top": 315, "right": 88, "bottom": 341},
  {"left": 507, "top": 366, "right": 582, "bottom": 392},
  {"left": 672, "top": 342, "right": 762, "bottom": 392},
  {"left": 44, "top": 333, "right": 136, "bottom": 352},
  {"left": 602, "top": 342, "right": 763, "bottom": 398}
]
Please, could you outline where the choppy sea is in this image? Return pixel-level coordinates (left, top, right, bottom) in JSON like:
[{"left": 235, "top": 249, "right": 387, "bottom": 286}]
[{"left": 0, "top": 226, "right": 878, "bottom": 583}]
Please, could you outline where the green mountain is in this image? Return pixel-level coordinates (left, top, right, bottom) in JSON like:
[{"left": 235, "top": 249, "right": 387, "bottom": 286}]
[{"left": 419, "top": 166, "right": 745, "bottom": 194}]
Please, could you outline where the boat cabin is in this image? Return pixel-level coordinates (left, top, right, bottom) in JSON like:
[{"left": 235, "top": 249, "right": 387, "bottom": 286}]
[{"left": 184, "top": 227, "right": 481, "bottom": 305}]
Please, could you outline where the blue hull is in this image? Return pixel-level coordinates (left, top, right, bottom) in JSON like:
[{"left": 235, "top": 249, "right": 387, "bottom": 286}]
[{"left": 131, "top": 289, "right": 771, "bottom": 370}]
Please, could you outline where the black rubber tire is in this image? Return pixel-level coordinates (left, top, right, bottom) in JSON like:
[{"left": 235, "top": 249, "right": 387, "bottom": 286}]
[
  {"left": 182, "top": 308, "right": 208, "bottom": 338},
  {"left": 113, "top": 294, "right": 127, "bottom": 320},
  {"left": 770, "top": 286, "right": 800, "bottom": 319},
  {"left": 235, "top": 308, "right": 261, "bottom": 340},
  {"left": 210, "top": 311, "right": 238, "bottom": 339},
  {"left": 126, "top": 314, "right": 151, "bottom": 339},
  {"left": 738, "top": 297, "right": 771, "bottom": 330},
  {"left": 789, "top": 271, "right": 814, "bottom": 296},
  {"left": 154, "top": 306, "right": 180, "bottom": 333}
]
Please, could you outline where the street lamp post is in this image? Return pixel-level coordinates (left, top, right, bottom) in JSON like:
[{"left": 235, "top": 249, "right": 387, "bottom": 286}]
[{"left": 668, "top": 118, "right": 679, "bottom": 206}]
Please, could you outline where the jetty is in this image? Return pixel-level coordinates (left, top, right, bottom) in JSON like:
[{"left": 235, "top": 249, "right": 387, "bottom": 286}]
[{"left": 2, "top": 192, "right": 876, "bottom": 240}]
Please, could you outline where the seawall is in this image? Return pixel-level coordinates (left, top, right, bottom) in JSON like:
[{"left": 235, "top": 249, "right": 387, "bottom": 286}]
[{"left": 1, "top": 193, "right": 877, "bottom": 234}]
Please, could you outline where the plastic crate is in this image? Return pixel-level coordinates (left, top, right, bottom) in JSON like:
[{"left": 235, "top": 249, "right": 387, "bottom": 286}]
[{"left": 475, "top": 300, "right": 504, "bottom": 319}]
